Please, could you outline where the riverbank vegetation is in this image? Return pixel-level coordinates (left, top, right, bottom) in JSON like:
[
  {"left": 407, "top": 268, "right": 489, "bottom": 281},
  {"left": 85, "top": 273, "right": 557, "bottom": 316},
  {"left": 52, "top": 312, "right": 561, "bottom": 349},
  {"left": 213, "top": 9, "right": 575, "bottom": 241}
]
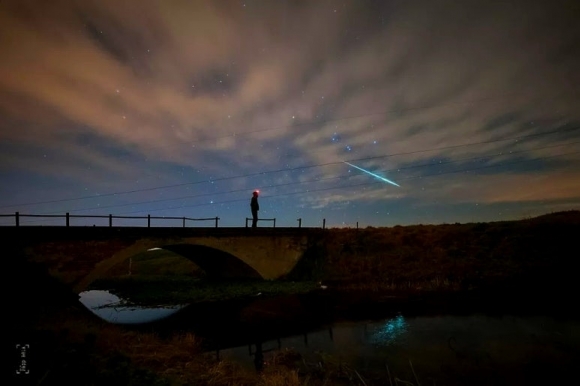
[
  {"left": 89, "top": 275, "right": 319, "bottom": 305},
  {"left": 291, "top": 210, "right": 580, "bottom": 297}
]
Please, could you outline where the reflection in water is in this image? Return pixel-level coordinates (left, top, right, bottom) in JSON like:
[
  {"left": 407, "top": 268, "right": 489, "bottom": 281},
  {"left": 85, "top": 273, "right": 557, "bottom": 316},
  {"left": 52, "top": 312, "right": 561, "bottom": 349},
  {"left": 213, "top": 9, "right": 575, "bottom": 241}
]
[
  {"left": 369, "top": 314, "right": 407, "bottom": 346},
  {"left": 76, "top": 288, "right": 580, "bottom": 383},
  {"left": 252, "top": 342, "right": 264, "bottom": 372},
  {"left": 79, "top": 290, "right": 185, "bottom": 324},
  {"left": 218, "top": 314, "right": 580, "bottom": 384}
]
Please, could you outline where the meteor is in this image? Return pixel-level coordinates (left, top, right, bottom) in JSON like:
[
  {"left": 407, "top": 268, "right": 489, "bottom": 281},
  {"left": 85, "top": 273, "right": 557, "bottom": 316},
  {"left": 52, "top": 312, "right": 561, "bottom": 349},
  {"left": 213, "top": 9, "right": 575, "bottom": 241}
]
[{"left": 344, "top": 161, "right": 401, "bottom": 187}]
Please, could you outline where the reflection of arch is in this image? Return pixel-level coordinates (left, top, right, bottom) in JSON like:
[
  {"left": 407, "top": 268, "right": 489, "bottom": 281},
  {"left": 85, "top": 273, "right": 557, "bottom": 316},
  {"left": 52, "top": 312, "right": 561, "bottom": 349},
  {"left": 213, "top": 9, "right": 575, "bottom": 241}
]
[{"left": 160, "top": 244, "right": 262, "bottom": 279}]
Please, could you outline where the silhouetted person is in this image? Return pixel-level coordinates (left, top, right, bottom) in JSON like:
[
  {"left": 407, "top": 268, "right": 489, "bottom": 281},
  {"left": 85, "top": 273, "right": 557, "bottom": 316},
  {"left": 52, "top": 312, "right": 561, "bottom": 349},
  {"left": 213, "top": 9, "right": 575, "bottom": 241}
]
[{"left": 250, "top": 190, "right": 259, "bottom": 227}]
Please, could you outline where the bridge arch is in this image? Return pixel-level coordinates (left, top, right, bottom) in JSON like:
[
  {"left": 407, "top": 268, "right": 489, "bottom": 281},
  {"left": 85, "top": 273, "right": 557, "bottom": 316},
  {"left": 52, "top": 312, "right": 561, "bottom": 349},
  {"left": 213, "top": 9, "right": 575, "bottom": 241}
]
[
  {"left": 73, "top": 239, "right": 266, "bottom": 292},
  {"left": 160, "top": 244, "right": 262, "bottom": 279},
  {"left": 2, "top": 228, "right": 320, "bottom": 294},
  {"left": 74, "top": 234, "right": 318, "bottom": 292}
]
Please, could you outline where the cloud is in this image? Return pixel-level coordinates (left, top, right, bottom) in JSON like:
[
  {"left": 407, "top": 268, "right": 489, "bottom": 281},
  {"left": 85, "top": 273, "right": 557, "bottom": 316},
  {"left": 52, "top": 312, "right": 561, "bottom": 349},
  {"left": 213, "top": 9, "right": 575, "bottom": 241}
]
[
  {"left": 0, "top": 0, "right": 579, "bottom": 216},
  {"left": 302, "top": 183, "right": 402, "bottom": 210},
  {"left": 404, "top": 165, "right": 580, "bottom": 205}
]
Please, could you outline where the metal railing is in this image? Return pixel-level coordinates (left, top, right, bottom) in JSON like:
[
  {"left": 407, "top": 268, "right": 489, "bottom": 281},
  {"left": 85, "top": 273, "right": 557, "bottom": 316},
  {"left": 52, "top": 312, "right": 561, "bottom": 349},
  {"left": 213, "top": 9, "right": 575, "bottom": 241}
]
[
  {"left": 0, "top": 211, "right": 336, "bottom": 229},
  {"left": 0, "top": 212, "right": 220, "bottom": 228}
]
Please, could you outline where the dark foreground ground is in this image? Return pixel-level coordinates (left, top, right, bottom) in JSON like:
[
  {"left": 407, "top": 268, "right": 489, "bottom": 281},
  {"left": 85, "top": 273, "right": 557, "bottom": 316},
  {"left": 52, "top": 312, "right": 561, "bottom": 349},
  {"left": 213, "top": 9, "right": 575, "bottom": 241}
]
[{"left": 8, "top": 211, "right": 580, "bottom": 385}]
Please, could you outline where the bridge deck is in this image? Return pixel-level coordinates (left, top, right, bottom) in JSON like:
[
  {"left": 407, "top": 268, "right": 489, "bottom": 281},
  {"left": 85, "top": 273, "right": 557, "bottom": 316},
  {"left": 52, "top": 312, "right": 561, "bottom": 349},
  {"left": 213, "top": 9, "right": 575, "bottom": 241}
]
[{"left": 2, "top": 226, "right": 325, "bottom": 242}]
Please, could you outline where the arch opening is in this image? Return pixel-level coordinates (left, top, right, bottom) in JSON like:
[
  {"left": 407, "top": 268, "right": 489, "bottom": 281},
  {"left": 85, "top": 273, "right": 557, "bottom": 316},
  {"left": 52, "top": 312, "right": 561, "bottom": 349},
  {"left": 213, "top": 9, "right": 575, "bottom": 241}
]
[{"left": 160, "top": 244, "right": 263, "bottom": 279}]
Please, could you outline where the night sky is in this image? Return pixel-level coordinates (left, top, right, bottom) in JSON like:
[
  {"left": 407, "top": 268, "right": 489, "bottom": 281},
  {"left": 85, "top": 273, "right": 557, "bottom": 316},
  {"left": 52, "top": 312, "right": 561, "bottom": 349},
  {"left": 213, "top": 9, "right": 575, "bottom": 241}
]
[{"left": 1, "top": 0, "right": 579, "bottom": 228}]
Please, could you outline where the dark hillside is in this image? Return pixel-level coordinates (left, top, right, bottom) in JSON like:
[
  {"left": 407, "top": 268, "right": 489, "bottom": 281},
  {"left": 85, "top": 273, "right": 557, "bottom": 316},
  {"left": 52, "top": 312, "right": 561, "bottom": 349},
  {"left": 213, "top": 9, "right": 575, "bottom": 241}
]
[{"left": 291, "top": 211, "right": 580, "bottom": 298}]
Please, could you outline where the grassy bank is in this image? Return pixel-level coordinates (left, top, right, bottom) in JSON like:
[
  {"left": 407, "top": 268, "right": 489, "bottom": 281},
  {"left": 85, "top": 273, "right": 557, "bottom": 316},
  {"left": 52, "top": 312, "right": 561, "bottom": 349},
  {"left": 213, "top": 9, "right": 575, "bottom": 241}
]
[
  {"left": 289, "top": 211, "right": 580, "bottom": 297},
  {"left": 89, "top": 275, "right": 319, "bottom": 305}
]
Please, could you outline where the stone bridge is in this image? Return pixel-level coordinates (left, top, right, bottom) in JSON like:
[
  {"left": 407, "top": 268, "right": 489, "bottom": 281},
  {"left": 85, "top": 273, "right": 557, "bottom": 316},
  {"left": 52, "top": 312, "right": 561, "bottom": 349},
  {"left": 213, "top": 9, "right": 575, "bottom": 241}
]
[{"left": 4, "top": 226, "right": 325, "bottom": 293}]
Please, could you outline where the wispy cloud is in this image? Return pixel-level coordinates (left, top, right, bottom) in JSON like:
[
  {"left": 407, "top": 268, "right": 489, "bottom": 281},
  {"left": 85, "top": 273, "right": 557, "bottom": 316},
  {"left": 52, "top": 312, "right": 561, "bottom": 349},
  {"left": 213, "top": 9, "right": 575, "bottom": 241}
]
[{"left": 1, "top": 0, "right": 579, "bottom": 221}]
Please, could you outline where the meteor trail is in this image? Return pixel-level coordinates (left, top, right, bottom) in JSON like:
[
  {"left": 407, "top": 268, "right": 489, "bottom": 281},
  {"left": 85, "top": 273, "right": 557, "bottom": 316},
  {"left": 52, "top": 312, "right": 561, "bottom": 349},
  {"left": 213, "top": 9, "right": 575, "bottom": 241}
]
[{"left": 344, "top": 161, "right": 401, "bottom": 187}]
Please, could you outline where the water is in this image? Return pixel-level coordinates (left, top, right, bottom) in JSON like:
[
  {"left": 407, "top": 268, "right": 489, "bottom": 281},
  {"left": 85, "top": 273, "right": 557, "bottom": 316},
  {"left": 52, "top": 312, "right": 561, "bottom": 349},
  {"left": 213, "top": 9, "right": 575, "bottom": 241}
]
[
  {"left": 78, "top": 290, "right": 185, "bottom": 324},
  {"left": 219, "top": 314, "right": 580, "bottom": 384},
  {"left": 78, "top": 290, "right": 580, "bottom": 384}
]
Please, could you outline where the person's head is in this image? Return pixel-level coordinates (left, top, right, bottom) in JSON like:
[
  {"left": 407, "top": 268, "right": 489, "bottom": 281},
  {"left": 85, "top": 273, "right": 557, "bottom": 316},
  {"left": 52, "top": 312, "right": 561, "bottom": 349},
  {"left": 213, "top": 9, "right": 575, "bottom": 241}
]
[{"left": 253, "top": 190, "right": 259, "bottom": 197}]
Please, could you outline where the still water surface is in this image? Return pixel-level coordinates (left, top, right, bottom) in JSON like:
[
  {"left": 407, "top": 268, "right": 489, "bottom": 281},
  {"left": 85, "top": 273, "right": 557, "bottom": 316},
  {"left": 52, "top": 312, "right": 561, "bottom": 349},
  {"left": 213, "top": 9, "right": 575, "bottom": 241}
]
[
  {"left": 79, "top": 290, "right": 185, "bottom": 324},
  {"left": 220, "top": 313, "right": 580, "bottom": 384},
  {"left": 79, "top": 290, "right": 580, "bottom": 384}
]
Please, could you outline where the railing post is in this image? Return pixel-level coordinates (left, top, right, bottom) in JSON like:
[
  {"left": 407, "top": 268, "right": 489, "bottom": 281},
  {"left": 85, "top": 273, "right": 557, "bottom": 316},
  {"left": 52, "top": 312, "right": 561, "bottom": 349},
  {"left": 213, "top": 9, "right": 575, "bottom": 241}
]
[
  {"left": 183, "top": 217, "right": 186, "bottom": 228},
  {"left": 356, "top": 221, "right": 359, "bottom": 229},
  {"left": 15, "top": 211, "right": 19, "bottom": 227},
  {"left": 66, "top": 212, "right": 70, "bottom": 227},
  {"left": 215, "top": 217, "right": 219, "bottom": 228},
  {"left": 322, "top": 218, "right": 326, "bottom": 229},
  {"left": 109, "top": 214, "right": 112, "bottom": 227},
  {"left": 147, "top": 214, "right": 151, "bottom": 228},
  {"left": 273, "top": 218, "right": 276, "bottom": 228},
  {"left": 297, "top": 218, "right": 301, "bottom": 228}
]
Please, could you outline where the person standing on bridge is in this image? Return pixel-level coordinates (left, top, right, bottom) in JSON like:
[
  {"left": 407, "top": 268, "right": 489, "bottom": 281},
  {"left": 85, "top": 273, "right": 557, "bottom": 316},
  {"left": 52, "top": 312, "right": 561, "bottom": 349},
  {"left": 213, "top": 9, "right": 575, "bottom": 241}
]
[{"left": 250, "top": 190, "right": 259, "bottom": 228}]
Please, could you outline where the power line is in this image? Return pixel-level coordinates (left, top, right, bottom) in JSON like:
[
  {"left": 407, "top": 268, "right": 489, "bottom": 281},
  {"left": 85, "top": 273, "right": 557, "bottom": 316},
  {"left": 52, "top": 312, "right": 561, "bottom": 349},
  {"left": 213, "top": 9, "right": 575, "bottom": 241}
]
[
  {"left": 12, "top": 148, "right": 579, "bottom": 225},
  {"left": 115, "top": 149, "right": 580, "bottom": 215},
  {"left": 2, "top": 124, "right": 579, "bottom": 210},
  {"left": 40, "top": 139, "right": 580, "bottom": 215}
]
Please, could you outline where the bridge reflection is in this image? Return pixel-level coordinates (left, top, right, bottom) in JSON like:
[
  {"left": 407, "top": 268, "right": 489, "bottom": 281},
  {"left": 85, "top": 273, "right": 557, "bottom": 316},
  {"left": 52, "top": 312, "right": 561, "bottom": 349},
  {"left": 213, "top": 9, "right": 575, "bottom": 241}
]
[{"left": 215, "top": 327, "right": 336, "bottom": 372}]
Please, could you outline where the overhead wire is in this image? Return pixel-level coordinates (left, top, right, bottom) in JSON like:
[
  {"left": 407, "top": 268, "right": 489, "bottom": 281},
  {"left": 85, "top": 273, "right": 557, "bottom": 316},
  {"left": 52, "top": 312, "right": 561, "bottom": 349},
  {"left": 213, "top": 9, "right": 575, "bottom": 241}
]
[
  {"left": 33, "top": 139, "right": 580, "bottom": 215},
  {"left": 2, "top": 123, "right": 579, "bottom": 210},
  {"left": 13, "top": 148, "right": 579, "bottom": 225},
  {"left": 116, "top": 148, "right": 580, "bottom": 215}
]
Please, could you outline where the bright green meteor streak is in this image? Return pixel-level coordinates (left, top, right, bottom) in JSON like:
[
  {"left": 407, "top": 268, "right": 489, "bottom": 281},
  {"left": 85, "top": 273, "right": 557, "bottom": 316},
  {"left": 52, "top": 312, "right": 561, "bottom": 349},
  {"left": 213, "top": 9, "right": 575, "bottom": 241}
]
[{"left": 344, "top": 161, "right": 401, "bottom": 187}]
